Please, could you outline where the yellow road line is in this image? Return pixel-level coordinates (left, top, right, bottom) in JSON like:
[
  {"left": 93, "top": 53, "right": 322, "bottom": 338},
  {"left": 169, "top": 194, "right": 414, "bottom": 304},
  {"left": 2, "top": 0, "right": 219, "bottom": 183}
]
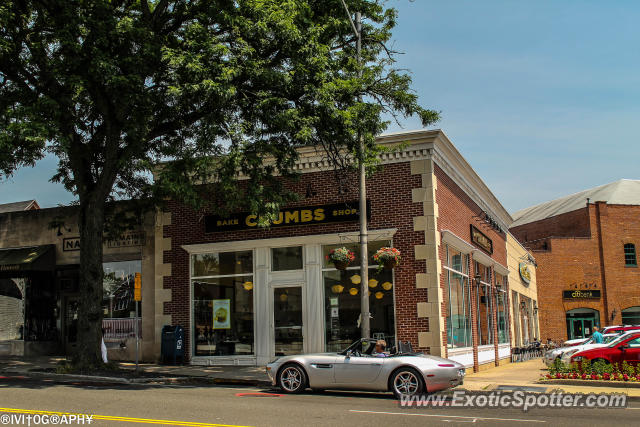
[{"left": 0, "top": 408, "right": 252, "bottom": 427}]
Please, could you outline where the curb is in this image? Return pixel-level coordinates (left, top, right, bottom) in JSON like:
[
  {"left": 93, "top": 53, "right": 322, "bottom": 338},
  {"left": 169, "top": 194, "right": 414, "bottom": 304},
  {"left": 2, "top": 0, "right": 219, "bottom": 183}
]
[{"left": 0, "top": 370, "right": 270, "bottom": 387}]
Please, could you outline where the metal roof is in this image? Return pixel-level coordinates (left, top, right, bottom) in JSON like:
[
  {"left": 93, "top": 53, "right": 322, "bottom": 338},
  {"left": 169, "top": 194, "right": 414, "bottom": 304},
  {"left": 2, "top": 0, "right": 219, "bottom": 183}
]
[
  {"left": 511, "top": 179, "right": 640, "bottom": 227},
  {"left": 0, "top": 200, "right": 39, "bottom": 213}
]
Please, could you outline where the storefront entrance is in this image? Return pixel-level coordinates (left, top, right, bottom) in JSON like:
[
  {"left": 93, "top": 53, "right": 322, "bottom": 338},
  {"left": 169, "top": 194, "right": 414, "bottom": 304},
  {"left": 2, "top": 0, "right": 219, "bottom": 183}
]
[
  {"left": 273, "top": 286, "right": 304, "bottom": 356},
  {"left": 566, "top": 308, "right": 600, "bottom": 340}
]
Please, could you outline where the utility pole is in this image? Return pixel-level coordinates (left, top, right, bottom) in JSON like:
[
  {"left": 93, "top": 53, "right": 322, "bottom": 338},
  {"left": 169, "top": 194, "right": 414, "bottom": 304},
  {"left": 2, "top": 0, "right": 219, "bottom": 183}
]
[{"left": 340, "top": 1, "right": 370, "bottom": 339}]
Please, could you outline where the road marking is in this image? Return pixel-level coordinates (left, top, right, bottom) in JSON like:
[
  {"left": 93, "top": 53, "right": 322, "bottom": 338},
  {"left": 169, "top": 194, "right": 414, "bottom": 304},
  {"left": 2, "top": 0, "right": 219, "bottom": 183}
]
[
  {"left": 235, "top": 392, "right": 282, "bottom": 397},
  {"left": 0, "top": 408, "right": 251, "bottom": 427},
  {"left": 349, "top": 409, "right": 546, "bottom": 423}
]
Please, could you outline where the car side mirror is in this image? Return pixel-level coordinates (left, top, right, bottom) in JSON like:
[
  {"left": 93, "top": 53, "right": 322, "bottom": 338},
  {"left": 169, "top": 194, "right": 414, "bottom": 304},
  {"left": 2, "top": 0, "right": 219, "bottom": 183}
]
[
  {"left": 619, "top": 344, "right": 628, "bottom": 351},
  {"left": 345, "top": 350, "right": 353, "bottom": 358}
]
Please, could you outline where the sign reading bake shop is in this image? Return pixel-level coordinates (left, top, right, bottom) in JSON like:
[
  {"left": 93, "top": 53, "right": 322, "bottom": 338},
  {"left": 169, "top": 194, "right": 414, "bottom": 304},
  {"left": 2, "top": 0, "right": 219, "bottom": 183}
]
[
  {"left": 205, "top": 201, "right": 370, "bottom": 233},
  {"left": 470, "top": 225, "right": 493, "bottom": 254},
  {"left": 563, "top": 290, "right": 601, "bottom": 299}
]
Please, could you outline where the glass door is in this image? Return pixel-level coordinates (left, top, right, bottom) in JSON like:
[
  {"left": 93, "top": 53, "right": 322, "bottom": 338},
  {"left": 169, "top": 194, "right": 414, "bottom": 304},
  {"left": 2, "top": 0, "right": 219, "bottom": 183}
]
[{"left": 273, "top": 287, "right": 303, "bottom": 356}]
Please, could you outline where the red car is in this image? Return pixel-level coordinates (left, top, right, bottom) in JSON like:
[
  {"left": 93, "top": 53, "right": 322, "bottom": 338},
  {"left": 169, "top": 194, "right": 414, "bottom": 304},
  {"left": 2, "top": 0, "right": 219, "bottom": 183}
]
[
  {"left": 602, "top": 325, "right": 640, "bottom": 334},
  {"left": 570, "top": 331, "right": 640, "bottom": 366}
]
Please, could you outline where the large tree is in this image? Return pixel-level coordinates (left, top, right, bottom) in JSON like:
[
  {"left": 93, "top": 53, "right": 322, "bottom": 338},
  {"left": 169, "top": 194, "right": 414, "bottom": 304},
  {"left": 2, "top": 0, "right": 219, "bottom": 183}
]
[{"left": 0, "top": 0, "right": 438, "bottom": 368}]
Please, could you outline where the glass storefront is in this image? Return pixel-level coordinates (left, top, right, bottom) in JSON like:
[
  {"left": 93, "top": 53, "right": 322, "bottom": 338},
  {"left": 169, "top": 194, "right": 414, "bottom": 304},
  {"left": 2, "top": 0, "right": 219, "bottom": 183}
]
[
  {"left": 101, "top": 260, "right": 142, "bottom": 341},
  {"left": 192, "top": 251, "right": 254, "bottom": 356},
  {"left": 322, "top": 241, "right": 395, "bottom": 352},
  {"left": 495, "top": 274, "right": 509, "bottom": 344},
  {"left": 444, "top": 245, "right": 472, "bottom": 348},
  {"left": 476, "top": 262, "right": 494, "bottom": 346}
]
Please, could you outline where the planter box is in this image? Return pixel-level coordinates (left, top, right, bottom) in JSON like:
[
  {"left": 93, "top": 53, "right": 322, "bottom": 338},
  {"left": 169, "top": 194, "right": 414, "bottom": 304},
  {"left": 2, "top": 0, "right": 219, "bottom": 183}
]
[{"left": 540, "top": 378, "right": 640, "bottom": 388}]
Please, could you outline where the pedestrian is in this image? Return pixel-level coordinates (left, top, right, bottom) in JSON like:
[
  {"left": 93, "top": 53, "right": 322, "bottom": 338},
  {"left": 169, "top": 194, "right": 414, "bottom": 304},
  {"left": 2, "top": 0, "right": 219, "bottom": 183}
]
[{"left": 591, "top": 326, "right": 604, "bottom": 344}]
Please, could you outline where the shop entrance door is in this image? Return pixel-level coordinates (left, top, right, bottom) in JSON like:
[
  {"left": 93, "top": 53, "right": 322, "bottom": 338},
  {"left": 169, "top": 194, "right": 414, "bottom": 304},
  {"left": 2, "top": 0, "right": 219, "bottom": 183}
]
[
  {"left": 569, "top": 318, "right": 594, "bottom": 340},
  {"left": 273, "top": 286, "right": 304, "bottom": 356},
  {"left": 63, "top": 297, "right": 79, "bottom": 355}
]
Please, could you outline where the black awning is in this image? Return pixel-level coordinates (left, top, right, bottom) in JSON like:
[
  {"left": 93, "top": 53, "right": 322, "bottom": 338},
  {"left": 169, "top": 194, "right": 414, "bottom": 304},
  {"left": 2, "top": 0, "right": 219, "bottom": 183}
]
[
  {"left": 0, "top": 278, "right": 22, "bottom": 298},
  {"left": 0, "top": 245, "right": 55, "bottom": 275}
]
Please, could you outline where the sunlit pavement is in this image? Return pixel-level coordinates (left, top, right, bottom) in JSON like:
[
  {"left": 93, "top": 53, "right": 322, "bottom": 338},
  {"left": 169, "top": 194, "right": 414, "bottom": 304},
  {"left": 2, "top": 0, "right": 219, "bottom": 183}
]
[{"left": 0, "top": 375, "right": 639, "bottom": 426}]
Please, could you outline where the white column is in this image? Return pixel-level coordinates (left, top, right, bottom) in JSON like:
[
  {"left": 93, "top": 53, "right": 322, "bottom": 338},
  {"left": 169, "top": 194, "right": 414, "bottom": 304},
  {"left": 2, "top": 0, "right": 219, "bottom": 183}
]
[
  {"left": 304, "top": 244, "right": 324, "bottom": 354},
  {"left": 254, "top": 247, "right": 271, "bottom": 365}
]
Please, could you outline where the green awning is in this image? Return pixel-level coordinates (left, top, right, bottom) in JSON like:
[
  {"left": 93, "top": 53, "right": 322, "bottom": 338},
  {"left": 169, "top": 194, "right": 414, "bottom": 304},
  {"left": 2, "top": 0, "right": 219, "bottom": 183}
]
[{"left": 0, "top": 245, "right": 55, "bottom": 274}]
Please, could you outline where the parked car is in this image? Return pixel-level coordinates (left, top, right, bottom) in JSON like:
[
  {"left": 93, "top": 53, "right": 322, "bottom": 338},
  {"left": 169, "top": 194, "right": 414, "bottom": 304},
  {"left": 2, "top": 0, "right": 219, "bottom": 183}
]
[
  {"left": 559, "top": 334, "right": 625, "bottom": 365},
  {"left": 562, "top": 337, "right": 589, "bottom": 347},
  {"left": 602, "top": 325, "right": 640, "bottom": 335},
  {"left": 570, "top": 331, "right": 640, "bottom": 366},
  {"left": 265, "top": 338, "right": 465, "bottom": 396},
  {"left": 545, "top": 334, "right": 618, "bottom": 366}
]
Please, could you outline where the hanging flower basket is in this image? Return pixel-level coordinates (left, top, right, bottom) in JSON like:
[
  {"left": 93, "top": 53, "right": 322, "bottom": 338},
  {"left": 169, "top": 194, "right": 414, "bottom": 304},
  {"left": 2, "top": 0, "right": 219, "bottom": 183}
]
[
  {"left": 373, "top": 247, "right": 401, "bottom": 272},
  {"left": 326, "top": 247, "right": 356, "bottom": 270}
]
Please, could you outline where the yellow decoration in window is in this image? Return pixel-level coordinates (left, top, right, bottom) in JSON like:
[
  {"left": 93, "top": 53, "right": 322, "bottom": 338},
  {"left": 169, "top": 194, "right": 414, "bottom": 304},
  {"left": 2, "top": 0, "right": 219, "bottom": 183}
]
[
  {"left": 243, "top": 281, "right": 254, "bottom": 291},
  {"left": 382, "top": 281, "right": 393, "bottom": 291},
  {"left": 350, "top": 275, "right": 361, "bottom": 284},
  {"left": 375, "top": 291, "right": 384, "bottom": 299},
  {"left": 280, "top": 293, "right": 288, "bottom": 302},
  {"left": 331, "top": 284, "right": 345, "bottom": 294},
  {"left": 349, "top": 287, "right": 358, "bottom": 296},
  {"left": 368, "top": 279, "right": 378, "bottom": 288}
]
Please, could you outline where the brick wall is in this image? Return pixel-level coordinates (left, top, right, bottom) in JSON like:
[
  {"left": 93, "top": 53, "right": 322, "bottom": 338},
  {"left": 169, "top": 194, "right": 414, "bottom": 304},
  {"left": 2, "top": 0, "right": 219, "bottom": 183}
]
[
  {"left": 163, "top": 162, "right": 427, "bottom": 358},
  {"left": 510, "top": 203, "right": 640, "bottom": 343}
]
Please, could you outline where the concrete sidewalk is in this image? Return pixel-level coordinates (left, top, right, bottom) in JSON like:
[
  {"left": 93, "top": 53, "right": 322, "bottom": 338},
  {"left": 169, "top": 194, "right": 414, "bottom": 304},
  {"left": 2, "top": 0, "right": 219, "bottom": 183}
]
[
  {"left": 462, "top": 358, "right": 640, "bottom": 397},
  {"left": 0, "top": 356, "right": 270, "bottom": 385}
]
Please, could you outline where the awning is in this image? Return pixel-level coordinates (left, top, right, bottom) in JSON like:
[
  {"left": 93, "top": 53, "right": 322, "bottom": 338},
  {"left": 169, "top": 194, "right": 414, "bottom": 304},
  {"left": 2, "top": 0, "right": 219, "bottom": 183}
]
[
  {"left": 0, "top": 245, "right": 55, "bottom": 275},
  {"left": 0, "top": 278, "right": 22, "bottom": 299}
]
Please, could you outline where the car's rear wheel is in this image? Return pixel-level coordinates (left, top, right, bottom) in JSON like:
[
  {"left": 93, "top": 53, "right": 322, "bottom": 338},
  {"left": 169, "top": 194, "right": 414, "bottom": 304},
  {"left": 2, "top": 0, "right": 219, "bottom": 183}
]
[
  {"left": 278, "top": 363, "right": 307, "bottom": 394},
  {"left": 391, "top": 367, "right": 424, "bottom": 397}
]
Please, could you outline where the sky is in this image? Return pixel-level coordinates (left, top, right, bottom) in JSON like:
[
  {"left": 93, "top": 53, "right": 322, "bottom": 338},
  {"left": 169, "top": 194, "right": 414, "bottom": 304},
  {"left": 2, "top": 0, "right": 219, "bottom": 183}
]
[{"left": 1, "top": 0, "right": 639, "bottom": 214}]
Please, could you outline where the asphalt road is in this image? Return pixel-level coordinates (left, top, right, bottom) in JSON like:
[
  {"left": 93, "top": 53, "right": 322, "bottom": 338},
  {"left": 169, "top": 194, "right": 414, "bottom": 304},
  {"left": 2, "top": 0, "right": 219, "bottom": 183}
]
[{"left": 0, "top": 375, "right": 638, "bottom": 426}]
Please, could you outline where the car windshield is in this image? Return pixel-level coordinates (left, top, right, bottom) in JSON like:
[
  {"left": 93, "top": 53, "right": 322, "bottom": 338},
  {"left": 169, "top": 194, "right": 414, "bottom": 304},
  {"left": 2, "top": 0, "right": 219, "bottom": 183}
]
[
  {"left": 603, "top": 335, "right": 619, "bottom": 344},
  {"left": 606, "top": 333, "right": 639, "bottom": 347}
]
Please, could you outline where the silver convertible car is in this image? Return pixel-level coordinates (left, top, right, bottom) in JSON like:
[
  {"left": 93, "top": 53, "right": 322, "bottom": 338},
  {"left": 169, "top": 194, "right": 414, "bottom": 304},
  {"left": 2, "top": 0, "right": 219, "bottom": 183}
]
[{"left": 266, "top": 338, "right": 465, "bottom": 396}]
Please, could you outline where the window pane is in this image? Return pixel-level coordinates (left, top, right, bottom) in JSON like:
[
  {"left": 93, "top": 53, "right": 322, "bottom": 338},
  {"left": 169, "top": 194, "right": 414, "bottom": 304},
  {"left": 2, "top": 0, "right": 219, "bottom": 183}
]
[
  {"left": 322, "top": 240, "right": 391, "bottom": 269},
  {"left": 447, "top": 270, "right": 471, "bottom": 348},
  {"left": 0, "top": 278, "right": 25, "bottom": 340},
  {"left": 193, "top": 275, "right": 254, "bottom": 356},
  {"left": 324, "top": 268, "right": 395, "bottom": 352},
  {"left": 478, "top": 283, "right": 494, "bottom": 345},
  {"left": 192, "top": 251, "right": 253, "bottom": 277},
  {"left": 103, "top": 260, "right": 141, "bottom": 319},
  {"left": 446, "top": 246, "right": 468, "bottom": 274},
  {"left": 271, "top": 246, "right": 303, "bottom": 271},
  {"left": 624, "top": 244, "right": 637, "bottom": 266}
]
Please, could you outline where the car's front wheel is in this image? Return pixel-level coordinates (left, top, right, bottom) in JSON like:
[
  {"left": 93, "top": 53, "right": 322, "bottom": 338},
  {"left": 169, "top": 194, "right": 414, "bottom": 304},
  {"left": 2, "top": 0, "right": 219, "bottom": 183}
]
[
  {"left": 391, "top": 367, "right": 424, "bottom": 397},
  {"left": 277, "top": 363, "right": 307, "bottom": 394}
]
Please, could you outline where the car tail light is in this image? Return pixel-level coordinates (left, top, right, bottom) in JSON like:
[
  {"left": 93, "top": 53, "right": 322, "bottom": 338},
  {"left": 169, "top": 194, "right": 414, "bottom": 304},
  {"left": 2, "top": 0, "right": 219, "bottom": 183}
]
[{"left": 438, "top": 363, "right": 455, "bottom": 367}]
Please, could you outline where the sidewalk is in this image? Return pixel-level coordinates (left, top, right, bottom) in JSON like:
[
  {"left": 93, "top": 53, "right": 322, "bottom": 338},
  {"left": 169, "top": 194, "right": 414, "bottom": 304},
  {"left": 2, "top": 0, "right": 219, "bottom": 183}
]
[
  {"left": 0, "top": 356, "right": 270, "bottom": 386},
  {"left": 461, "top": 358, "right": 640, "bottom": 398}
]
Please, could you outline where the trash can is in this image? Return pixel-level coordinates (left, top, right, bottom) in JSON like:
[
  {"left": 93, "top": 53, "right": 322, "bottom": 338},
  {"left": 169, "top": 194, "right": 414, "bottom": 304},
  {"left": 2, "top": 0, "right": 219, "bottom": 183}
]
[{"left": 161, "top": 325, "right": 184, "bottom": 365}]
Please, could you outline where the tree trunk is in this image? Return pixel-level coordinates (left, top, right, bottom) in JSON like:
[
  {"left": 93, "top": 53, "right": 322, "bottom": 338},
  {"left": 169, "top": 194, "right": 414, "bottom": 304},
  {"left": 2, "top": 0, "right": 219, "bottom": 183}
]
[{"left": 74, "top": 196, "right": 106, "bottom": 370}]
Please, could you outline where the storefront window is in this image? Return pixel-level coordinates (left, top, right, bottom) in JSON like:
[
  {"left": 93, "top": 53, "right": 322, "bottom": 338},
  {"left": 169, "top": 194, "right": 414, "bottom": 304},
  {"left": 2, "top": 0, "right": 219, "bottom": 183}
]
[
  {"left": 476, "top": 263, "right": 494, "bottom": 346},
  {"left": 0, "top": 278, "right": 25, "bottom": 341},
  {"left": 445, "top": 246, "right": 471, "bottom": 348},
  {"left": 192, "top": 251, "right": 254, "bottom": 356},
  {"left": 323, "top": 241, "right": 394, "bottom": 352},
  {"left": 271, "top": 246, "right": 303, "bottom": 271},
  {"left": 102, "top": 260, "right": 142, "bottom": 340},
  {"left": 495, "top": 274, "right": 509, "bottom": 344}
]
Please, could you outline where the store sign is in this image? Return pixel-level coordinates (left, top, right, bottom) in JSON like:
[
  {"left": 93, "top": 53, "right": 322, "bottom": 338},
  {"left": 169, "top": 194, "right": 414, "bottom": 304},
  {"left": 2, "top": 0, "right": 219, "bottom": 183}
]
[
  {"left": 470, "top": 225, "right": 493, "bottom": 254},
  {"left": 519, "top": 262, "right": 532, "bottom": 285},
  {"left": 62, "top": 232, "right": 145, "bottom": 252},
  {"left": 205, "top": 201, "right": 370, "bottom": 233},
  {"left": 134, "top": 272, "right": 142, "bottom": 302},
  {"left": 563, "top": 290, "right": 601, "bottom": 299}
]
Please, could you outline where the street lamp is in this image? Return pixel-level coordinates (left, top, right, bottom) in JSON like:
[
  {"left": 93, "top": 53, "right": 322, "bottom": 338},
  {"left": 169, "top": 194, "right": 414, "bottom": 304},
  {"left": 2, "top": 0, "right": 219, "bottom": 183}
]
[{"left": 340, "top": 0, "right": 370, "bottom": 339}]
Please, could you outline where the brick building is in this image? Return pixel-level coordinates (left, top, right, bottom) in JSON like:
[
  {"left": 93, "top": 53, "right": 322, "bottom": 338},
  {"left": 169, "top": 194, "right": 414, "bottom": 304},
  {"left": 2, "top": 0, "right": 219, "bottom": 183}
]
[
  {"left": 510, "top": 179, "right": 640, "bottom": 344},
  {"left": 158, "top": 129, "right": 514, "bottom": 370}
]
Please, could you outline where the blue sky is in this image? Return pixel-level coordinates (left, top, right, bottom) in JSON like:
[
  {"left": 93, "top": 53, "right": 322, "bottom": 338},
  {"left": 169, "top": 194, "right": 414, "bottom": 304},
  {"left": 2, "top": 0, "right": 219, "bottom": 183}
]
[{"left": 1, "top": 0, "right": 638, "bottom": 214}]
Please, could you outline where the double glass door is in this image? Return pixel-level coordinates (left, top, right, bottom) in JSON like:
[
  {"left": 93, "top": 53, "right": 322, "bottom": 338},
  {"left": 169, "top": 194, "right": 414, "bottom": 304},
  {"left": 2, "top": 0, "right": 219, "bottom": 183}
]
[
  {"left": 273, "top": 287, "right": 303, "bottom": 356},
  {"left": 569, "top": 318, "right": 594, "bottom": 340}
]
